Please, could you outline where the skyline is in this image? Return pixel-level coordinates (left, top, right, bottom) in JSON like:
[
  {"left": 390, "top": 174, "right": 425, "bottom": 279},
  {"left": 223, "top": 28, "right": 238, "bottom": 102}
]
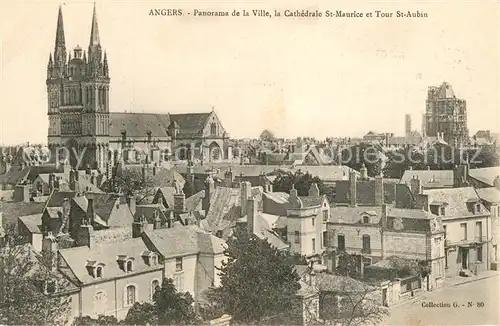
[{"left": 1, "top": 0, "right": 499, "bottom": 145}]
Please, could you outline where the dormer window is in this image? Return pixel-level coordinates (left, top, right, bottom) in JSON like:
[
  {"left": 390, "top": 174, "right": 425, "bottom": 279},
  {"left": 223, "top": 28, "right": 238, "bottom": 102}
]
[
  {"left": 117, "top": 255, "right": 135, "bottom": 272},
  {"left": 142, "top": 251, "right": 159, "bottom": 266},
  {"left": 475, "top": 203, "right": 481, "bottom": 213},
  {"left": 86, "top": 260, "right": 105, "bottom": 278},
  {"left": 363, "top": 216, "right": 369, "bottom": 224}
]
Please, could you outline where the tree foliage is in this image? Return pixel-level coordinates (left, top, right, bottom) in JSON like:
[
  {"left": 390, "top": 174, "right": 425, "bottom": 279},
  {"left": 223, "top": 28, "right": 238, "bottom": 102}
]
[
  {"left": 0, "top": 245, "right": 71, "bottom": 325},
  {"left": 259, "top": 129, "right": 276, "bottom": 142},
  {"left": 111, "top": 168, "right": 156, "bottom": 204},
  {"left": 122, "top": 278, "right": 198, "bottom": 325},
  {"left": 341, "top": 144, "right": 382, "bottom": 178},
  {"left": 73, "top": 315, "right": 119, "bottom": 325},
  {"left": 207, "top": 228, "right": 302, "bottom": 324},
  {"left": 272, "top": 171, "right": 335, "bottom": 203}
]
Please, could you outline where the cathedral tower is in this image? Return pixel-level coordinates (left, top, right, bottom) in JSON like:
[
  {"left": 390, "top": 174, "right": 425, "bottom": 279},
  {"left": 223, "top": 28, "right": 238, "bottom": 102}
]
[{"left": 46, "top": 4, "right": 110, "bottom": 170}]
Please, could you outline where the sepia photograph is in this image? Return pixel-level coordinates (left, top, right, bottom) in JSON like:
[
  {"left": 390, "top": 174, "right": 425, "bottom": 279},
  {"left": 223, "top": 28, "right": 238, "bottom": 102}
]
[{"left": 0, "top": 0, "right": 499, "bottom": 325}]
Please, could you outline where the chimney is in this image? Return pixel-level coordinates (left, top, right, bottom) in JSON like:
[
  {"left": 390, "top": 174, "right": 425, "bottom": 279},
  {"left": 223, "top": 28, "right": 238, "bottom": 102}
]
[
  {"left": 374, "top": 175, "right": 384, "bottom": 206},
  {"left": 86, "top": 198, "right": 95, "bottom": 225},
  {"left": 69, "top": 169, "right": 76, "bottom": 191},
  {"left": 224, "top": 169, "right": 233, "bottom": 188},
  {"left": 76, "top": 224, "right": 95, "bottom": 248},
  {"left": 240, "top": 181, "right": 252, "bottom": 217},
  {"left": 410, "top": 176, "right": 422, "bottom": 196},
  {"left": 41, "top": 232, "right": 58, "bottom": 271},
  {"left": 349, "top": 171, "right": 357, "bottom": 206},
  {"left": 174, "top": 190, "right": 186, "bottom": 214},
  {"left": 308, "top": 183, "right": 320, "bottom": 197},
  {"left": 128, "top": 196, "right": 136, "bottom": 216},
  {"left": 132, "top": 215, "right": 147, "bottom": 238},
  {"left": 381, "top": 204, "right": 388, "bottom": 228},
  {"left": 187, "top": 161, "right": 194, "bottom": 187},
  {"left": 416, "top": 194, "right": 429, "bottom": 211},
  {"left": 360, "top": 163, "right": 368, "bottom": 180},
  {"left": 246, "top": 199, "right": 257, "bottom": 237},
  {"left": 202, "top": 176, "right": 215, "bottom": 213},
  {"left": 153, "top": 211, "right": 161, "bottom": 229}
]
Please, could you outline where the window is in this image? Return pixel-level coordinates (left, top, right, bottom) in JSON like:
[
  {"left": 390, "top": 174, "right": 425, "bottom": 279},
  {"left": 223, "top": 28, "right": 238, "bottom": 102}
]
[
  {"left": 96, "top": 266, "right": 103, "bottom": 278},
  {"left": 323, "top": 231, "right": 328, "bottom": 248},
  {"left": 323, "top": 210, "right": 328, "bottom": 222},
  {"left": 312, "top": 217, "right": 315, "bottom": 227},
  {"left": 443, "top": 225, "right": 447, "bottom": 239},
  {"left": 362, "top": 235, "right": 371, "bottom": 253},
  {"left": 174, "top": 274, "right": 184, "bottom": 292},
  {"left": 126, "top": 260, "right": 133, "bottom": 272},
  {"left": 475, "top": 221, "right": 482, "bottom": 240},
  {"left": 94, "top": 291, "right": 107, "bottom": 315},
  {"left": 363, "top": 216, "right": 369, "bottom": 224},
  {"left": 439, "top": 206, "right": 445, "bottom": 216},
  {"left": 210, "top": 123, "right": 217, "bottom": 135},
  {"left": 477, "top": 246, "right": 483, "bottom": 262},
  {"left": 475, "top": 204, "right": 481, "bottom": 213},
  {"left": 151, "top": 256, "right": 157, "bottom": 266},
  {"left": 312, "top": 238, "right": 316, "bottom": 252},
  {"left": 176, "top": 257, "right": 183, "bottom": 272},
  {"left": 126, "top": 285, "right": 136, "bottom": 306},
  {"left": 460, "top": 223, "right": 467, "bottom": 240},
  {"left": 151, "top": 280, "right": 160, "bottom": 300},
  {"left": 337, "top": 235, "right": 345, "bottom": 251},
  {"left": 294, "top": 231, "right": 300, "bottom": 244}
]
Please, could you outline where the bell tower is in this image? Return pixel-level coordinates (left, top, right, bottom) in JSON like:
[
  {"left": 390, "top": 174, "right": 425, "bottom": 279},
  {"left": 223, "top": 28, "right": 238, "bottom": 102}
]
[{"left": 46, "top": 4, "right": 110, "bottom": 170}]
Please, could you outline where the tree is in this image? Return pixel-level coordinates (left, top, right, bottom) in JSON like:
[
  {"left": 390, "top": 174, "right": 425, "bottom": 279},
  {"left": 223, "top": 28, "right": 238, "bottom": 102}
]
[
  {"left": 259, "top": 129, "right": 276, "bottom": 142},
  {"left": 207, "top": 228, "right": 302, "bottom": 324},
  {"left": 341, "top": 144, "right": 382, "bottom": 177},
  {"left": 272, "top": 171, "right": 335, "bottom": 203},
  {"left": 112, "top": 168, "right": 156, "bottom": 204},
  {"left": 122, "top": 278, "right": 198, "bottom": 325},
  {"left": 0, "top": 245, "right": 71, "bottom": 325},
  {"left": 73, "top": 315, "right": 119, "bottom": 325}
]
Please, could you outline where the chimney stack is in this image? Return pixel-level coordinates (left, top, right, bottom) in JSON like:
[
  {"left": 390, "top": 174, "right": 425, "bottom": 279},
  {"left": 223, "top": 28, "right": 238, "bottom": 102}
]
[
  {"left": 202, "top": 176, "right": 215, "bottom": 213},
  {"left": 153, "top": 211, "right": 161, "bottom": 229},
  {"left": 246, "top": 198, "right": 257, "bottom": 237},
  {"left": 349, "top": 171, "right": 357, "bottom": 206},
  {"left": 69, "top": 169, "right": 76, "bottom": 191},
  {"left": 86, "top": 198, "right": 95, "bottom": 226},
  {"left": 174, "top": 190, "right": 186, "bottom": 214},
  {"left": 410, "top": 176, "right": 422, "bottom": 196},
  {"left": 224, "top": 169, "right": 233, "bottom": 188},
  {"left": 240, "top": 181, "right": 252, "bottom": 217}
]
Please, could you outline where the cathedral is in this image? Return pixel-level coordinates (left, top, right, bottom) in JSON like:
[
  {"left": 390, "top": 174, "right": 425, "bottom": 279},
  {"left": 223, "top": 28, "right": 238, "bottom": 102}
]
[{"left": 46, "top": 4, "right": 232, "bottom": 170}]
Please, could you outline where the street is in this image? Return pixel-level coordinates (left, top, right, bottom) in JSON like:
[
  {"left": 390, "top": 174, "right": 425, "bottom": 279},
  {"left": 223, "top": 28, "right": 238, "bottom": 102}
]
[{"left": 384, "top": 275, "right": 499, "bottom": 325}]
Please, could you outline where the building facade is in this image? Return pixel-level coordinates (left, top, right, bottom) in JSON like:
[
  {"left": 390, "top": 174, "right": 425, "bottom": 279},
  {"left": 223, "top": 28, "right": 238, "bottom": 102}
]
[
  {"left": 425, "top": 82, "right": 468, "bottom": 147},
  {"left": 46, "top": 5, "right": 230, "bottom": 170}
]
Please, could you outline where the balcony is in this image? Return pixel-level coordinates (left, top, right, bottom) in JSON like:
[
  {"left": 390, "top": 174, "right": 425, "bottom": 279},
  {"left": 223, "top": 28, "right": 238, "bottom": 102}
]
[{"left": 446, "top": 236, "right": 488, "bottom": 247}]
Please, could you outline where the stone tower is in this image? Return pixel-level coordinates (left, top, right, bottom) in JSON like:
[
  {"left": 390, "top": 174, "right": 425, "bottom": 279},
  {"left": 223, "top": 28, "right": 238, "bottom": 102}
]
[{"left": 46, "top": 4, "right": 110, "bottom": 170}]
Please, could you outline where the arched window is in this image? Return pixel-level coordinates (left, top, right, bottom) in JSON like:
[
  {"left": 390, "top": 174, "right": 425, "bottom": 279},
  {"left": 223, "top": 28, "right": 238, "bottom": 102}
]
[
  {"left": 125, "top": 285, "right": 136, "bottom": 306},
  {"left": 96, "top": 266, "right": 103, "bottom": 278},
  {"left": 126, "top": 260, "right": 133, "bottom": 272},
  {"left": 94, "top": 291, "right": 107, "bottom": 315},
  {"left": 151, "top": 280, "right": 160, "bottom": 300},
  {"left": 210, "top": 123, "right": 217, "bottom": 135}
]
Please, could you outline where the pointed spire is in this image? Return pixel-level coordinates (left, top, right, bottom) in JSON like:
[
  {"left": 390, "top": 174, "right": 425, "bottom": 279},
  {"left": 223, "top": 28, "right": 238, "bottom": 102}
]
[
  {"left": 48, "top": 53, "right": 53, "bottom": 65},
  {"left": 55, "top": 5, "right": 66, "bottom": 49},
  {"left": 89, "top": 2, "right": 100, "bottom": 46}
]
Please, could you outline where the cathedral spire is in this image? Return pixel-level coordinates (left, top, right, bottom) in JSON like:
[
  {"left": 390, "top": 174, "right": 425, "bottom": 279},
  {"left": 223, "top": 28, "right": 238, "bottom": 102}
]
[
  {"left": 89, "top": 3, "right": 100, "bottom": 46},
  {"left": 55, "top": 5, "right": 66, "bottom": 50}
]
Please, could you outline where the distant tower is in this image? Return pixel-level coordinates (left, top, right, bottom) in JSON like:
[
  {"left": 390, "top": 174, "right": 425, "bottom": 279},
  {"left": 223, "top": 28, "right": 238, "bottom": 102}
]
[
  {"left": 46, "top": 4, "right": 110, "bottom": 170},
  {"left": 421, "top": 112, "right": 426, "bottom": 137},
  {"left": 424, "top": 82, "right": 468, "bottom": 146},
  {"left": 405, "top": 114, "right": 412, "bottom": 138}
]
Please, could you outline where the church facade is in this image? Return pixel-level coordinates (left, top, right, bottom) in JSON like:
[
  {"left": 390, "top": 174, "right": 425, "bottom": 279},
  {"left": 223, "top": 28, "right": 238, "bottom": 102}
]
[{"left": 46, "top": 5, "right": 231, "bottom": 170}]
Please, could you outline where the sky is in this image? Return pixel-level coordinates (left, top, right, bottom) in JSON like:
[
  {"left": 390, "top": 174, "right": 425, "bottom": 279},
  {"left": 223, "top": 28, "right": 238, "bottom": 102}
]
[{"left": 1, "top": 0, "right": 499, "bottom": 145}]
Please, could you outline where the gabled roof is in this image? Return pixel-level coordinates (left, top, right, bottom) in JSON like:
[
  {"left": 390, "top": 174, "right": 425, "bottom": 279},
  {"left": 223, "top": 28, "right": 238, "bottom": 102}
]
[
  {"left": 108, "top": 113, "right": 171, "bottom": 138},
  {"left": 169, "top": 113, "right": 211, "bottom": 137},
  {"left": 475, "top": 187, "right": 500, "bottom": 204},
  {"left": 18, "top": 213, "right": 44, "bottom": 234}
]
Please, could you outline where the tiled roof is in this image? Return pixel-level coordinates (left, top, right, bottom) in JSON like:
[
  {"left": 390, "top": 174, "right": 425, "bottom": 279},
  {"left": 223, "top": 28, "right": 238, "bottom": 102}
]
[
  {"left": 189, "top": 225, "right": 226, "bottom": 254},
  {"left": 469, "top": 166, "right": 500, "bottom": 187},
  {"left": 298, "top": 196, "right": 324, "bottom": 208},
  {"left": 476, "top": 187, "right": 500, "bottom": 203},
  {"left": 423, "top": 187, "right": 488, "bottom": 219},
  {"left": 400, "top": 170, "right": 454, "bottom": 188},
  {"left": 315, "top": 274, "right": 375, "bottom": 293},
  {"left": 109, "top": 113, "right": 171, "bottom": 138},
  {"left": 1, "top": 201, "right": 45, "bottom": 226},
  {"left": 329, "top": 206, "right": 382, "bottom": 224},
  {"left": 123, "top": 165, "right": 185, "bottom": 189},
  {"left": 169, "top": 113, "right": 210, "bottom": 137},
  {"left": 59, "top": 237, "right": 161, "bottom": 285},
  {"left": 143, "top": 227, "right": 200, "bottom": 258},
  {"left": 335, "top": 179, "right": 396, "bottom": 206},
  {"left": 18, "top": 213, "right": 44, "bottom": 233}
]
